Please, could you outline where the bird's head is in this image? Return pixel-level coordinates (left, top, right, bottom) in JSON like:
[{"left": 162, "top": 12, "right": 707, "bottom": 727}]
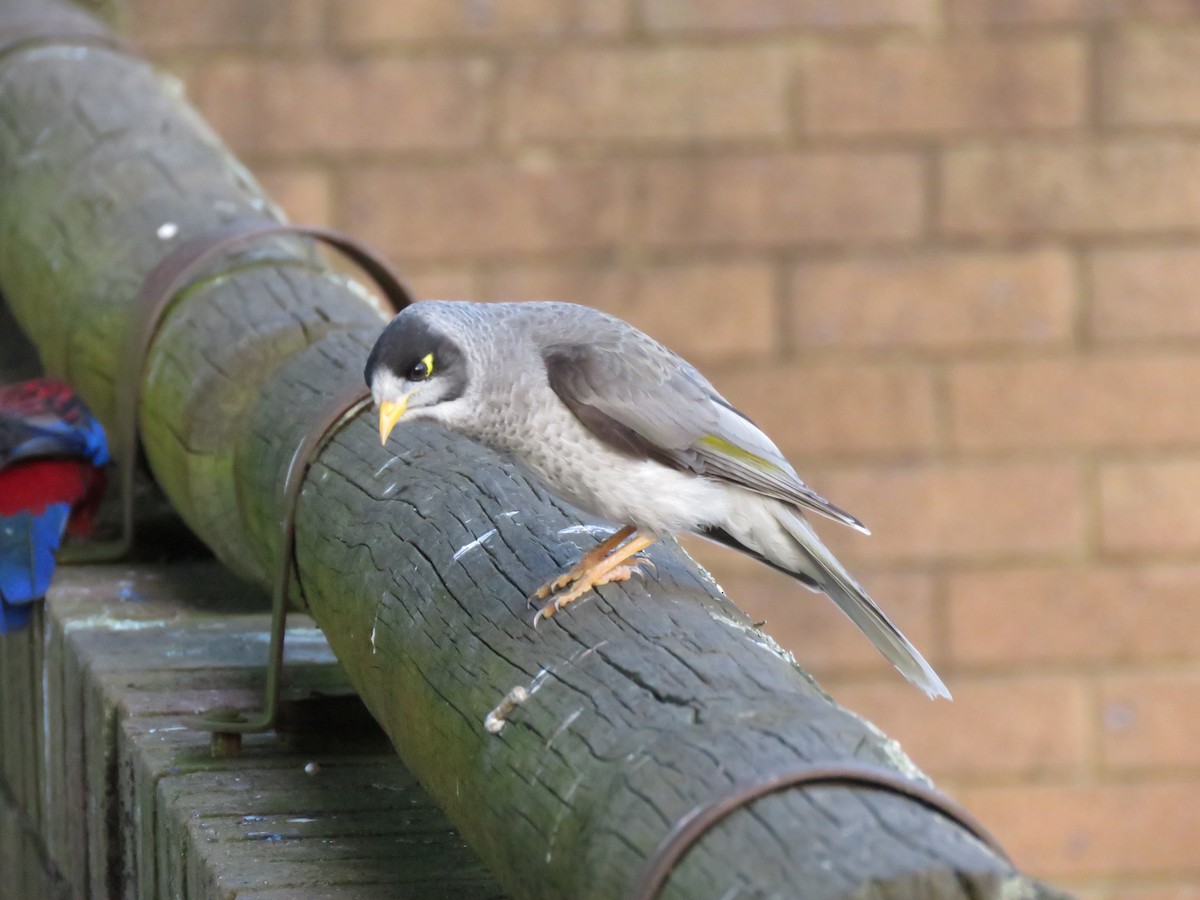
[{"left": 364, "top": 305, "right": 468, "bottom": 444}]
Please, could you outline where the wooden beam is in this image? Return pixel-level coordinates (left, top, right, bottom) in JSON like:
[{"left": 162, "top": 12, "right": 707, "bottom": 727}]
[{"left": 0, "top": 2, "right": 1066, "bottom": 897}]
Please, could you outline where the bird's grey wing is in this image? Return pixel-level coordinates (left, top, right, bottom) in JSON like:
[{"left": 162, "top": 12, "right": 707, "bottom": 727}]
[{"left": 542, "top": 340, "right": 867, "bottom": 533}]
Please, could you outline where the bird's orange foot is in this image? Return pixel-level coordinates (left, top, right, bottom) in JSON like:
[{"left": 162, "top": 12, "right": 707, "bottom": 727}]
[
  {"left": 532, "top": 524, "right": 636, "bottom": 602},
  {"left": 532, "top": 560, "right": 646, "bottom": 627},
  {"left": 532, "top": 565, "right": 586, "bottom": 603}
]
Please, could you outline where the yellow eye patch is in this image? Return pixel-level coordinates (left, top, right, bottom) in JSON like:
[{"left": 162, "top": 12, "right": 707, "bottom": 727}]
[{"left": 408, "top": 353, "right": 435, "bottom": 381}]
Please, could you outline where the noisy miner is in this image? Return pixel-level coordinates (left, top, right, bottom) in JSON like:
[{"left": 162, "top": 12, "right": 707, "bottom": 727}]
[{"left": 365, "top": 301, "right": 948, "bottom": 699}]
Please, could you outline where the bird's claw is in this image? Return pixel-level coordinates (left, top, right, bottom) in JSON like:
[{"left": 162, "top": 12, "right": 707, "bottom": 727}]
[
  {"left": 531, "top": 563, "right": 643, "bottom": 626},
  {"left": 532, "top": 524, "right": 640, "bottom": 603},
  {"left": 533, "top": 570, "right": 577, "bottom": 602}
]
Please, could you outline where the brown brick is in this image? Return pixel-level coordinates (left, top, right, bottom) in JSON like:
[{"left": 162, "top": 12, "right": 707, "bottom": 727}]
[
  {"left": 827, "top": 676, "right": 1088, "bottom": 778},
  {"left": 940, "top": 139, "right": 1200, "bottom": 237},
  {"left": 1091, "top": 246, "right": 1200, "bottom": 342},
  {"left": 480, "top": 264, "right": 624, "bottom": 308},
  {"left": 950, "top": 0, "right": 1200, "bottom": 26},
  {"left": 503, "top": 47, "right": 788, "bottom": 144},
  {"left": 791, "top": 250, "right": 1074, "bottom": 350},
  {"left": 403, "top": 269, "right": 477, "bottom": 302},
  {"left": 333, "top": 0, "right": 626, "bottom": 45},
  {"left": 1103, "top": 31, "right": 1200, "bottom": 126},
  {"left": 805, "top": 38, "right": 1085, "bottom": 136},
  {"left": 709, "top": 362, "right": 938, "bottom": 459},
  {"left": 677, "top": 533, "right": 763, "bottom": 579},
  {"left": 709, "top": 566, "right": 938, "bottom": 675},
  {"left": 1101, "top": 673, "right": 1200, "bottom": 771},
  {"left": 950, "top": 356, "right": 1200, "bottom": 451},
  {"left": 632, "top": 263, "right": 778, "bottom": 361},
  {"left": 129, "top": 0, "right": 323, "bottom": 50},
  {"left": 339, "top": 162, "right": 625, "bottom": 261},
  {"left": 317, "top": 261, "right": 474, "bottom": 313},
  {"left": 958, "top": 782, "right": 1200, "bottom": 877},
  {"left": 1100, "top": 461, "right": 1200, "bottom": 555},
  {"left": 190, "top": 59, "right": 491, "bottom": 157},
  {"left": 255, "top": 167, "right": 331, "bottom": 225},
  {"left": 815, "top": 462, "right": 1083, "bottom": 564},
  {"left": 642, "top": 153, "right": 924, "bottom": 248},
  {"left": 947, "top": 565, "right": 1200, "bottom": 666},
  {"left": 483, "top": 261, "right": 777, "bottom": 363},
  {"left": 642, "top": 0, "right": 935, "bottom": 32},
  {"left": 1109, "top": 887, "right": 1200, "bottom": 900}
]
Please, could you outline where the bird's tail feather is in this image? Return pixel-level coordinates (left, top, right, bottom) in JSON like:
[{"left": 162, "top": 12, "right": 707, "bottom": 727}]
[{"left": 772, "top": 507, "right": 950, "bottom": 700}]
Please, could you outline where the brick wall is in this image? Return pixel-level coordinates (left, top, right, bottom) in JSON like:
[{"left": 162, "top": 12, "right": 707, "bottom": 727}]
[{"left": 124, "top": 2, "right": 1200, "bottom": 896}]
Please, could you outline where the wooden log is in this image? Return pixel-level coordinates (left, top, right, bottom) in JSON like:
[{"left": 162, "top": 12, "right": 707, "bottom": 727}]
[
  {"left": 0, "top": 293, "right": 42, "bottom": 382},
  {"left": 0, "top": 2, "right": 1067, "bottom": 897}
]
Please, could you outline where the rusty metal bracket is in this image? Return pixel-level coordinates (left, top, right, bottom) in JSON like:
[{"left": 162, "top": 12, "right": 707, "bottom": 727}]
[
  {"left": 59, "top": 218, "right": 410, "bottom": 741},
  {"left": 203, "top": 381, "right": 378, "bottom": 744},
  {"left": 74, "top": 220, "right": 410, "bottom": 563},
  {"left": 627, "top": 761, "right": 1012, "bottom": 900}
]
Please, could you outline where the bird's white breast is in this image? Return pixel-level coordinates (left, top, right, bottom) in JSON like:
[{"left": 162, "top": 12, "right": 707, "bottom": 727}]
[{"left": 442, "top": 376, "right": 730, "bottom": 535}]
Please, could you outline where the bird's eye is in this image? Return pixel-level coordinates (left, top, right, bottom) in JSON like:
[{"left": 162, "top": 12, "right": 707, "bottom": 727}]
[{"left": 408, "top": 353, "right": 434, "bottom": 381}]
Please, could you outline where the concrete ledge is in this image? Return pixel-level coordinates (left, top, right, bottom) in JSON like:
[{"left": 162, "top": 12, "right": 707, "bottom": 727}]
[{"left": 0, "top": 563, "right": 506, "bottom": 899}]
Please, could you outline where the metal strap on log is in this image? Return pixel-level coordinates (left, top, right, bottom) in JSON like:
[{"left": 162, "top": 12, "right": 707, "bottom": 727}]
[
  {"left": 630, "top": 762, "right": 1012, "bottom": 900},
  {"left": 57, "top": 218, "right": 411, "bottom": 738},
  {"left": 90, "top": 219, "right": 411, "bottom": 737},
  {"left": 0, "top": 1, "right": 1067, "bottom": 898},
  {"left": 79, "top": 219, "right": 411, "bottom": 564}
]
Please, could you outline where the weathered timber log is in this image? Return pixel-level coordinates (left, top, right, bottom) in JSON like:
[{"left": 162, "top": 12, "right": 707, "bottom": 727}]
[
  {"left": 0, "top": 2, "right": 1067, "bottom": 898},
  {"left": 0, "top": 291, "right": 41, "bottom": 382}
]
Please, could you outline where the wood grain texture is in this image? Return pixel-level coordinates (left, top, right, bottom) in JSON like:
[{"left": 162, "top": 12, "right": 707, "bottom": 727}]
[
  {"left": 0, "top": 293, "right": 42, "bottom": 381},
  {"left": 0, "top": 2, "right": 1066, "bottom": 897}
]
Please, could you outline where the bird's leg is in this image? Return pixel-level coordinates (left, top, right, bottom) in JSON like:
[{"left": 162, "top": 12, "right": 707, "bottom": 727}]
[
  {"left": 533, "top": 523, "right": 636, "bottom": 601},
  {"left": 534, "top": 532, "right": 657, "bottom": 626}
]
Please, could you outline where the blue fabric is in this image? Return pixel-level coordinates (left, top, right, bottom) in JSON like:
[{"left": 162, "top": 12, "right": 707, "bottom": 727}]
[
  {"left": 0, "top": 503, "right": 70, "bottom": 634},
  {"left": 1, "top": 415, "right": 110, "bottom": 467},
  {"left": 0, "top": 594, "right": 31, "bottom": 632},
  {"left": 0, "top": 379, "right": 111, "bottom": 633}
]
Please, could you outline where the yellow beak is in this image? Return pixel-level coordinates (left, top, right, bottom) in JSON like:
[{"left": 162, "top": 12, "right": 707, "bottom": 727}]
[{"left": 379, "top": 397, "right": 409, "bottom": 445}]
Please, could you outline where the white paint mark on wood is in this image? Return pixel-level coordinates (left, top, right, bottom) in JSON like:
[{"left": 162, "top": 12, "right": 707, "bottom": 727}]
[
  {"left": 546, "top": 708, "right": 583, "bottom": 749},
  {"left": 545, "top": 773, "right": 586, "bottom": 865},
  {"left": 708, "top": 612, "right": 795, "bottom": 664},
  {"left": 557, "top": 524, "right": 616, "bottom": 537},
  {"left": 525, "top": 640, "right": 608, "bottom": 702},
  {"left": 371, "top": 599, "right": 384, "bottom": 654},
  {"left": 453, "top": 528, "right": 497, "bottom": 561},
  {"left": 573, "top": 640, "right": 608, "bottom": 664},
  {"left": 62, "top": 616, "right": 167, "bottom": 633}
]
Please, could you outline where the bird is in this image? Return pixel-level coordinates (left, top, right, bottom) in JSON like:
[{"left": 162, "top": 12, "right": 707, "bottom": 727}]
[
  {"left": 0, "top": 379, "right": 109, "bottom": 632},
  {"left": 364, "top": 301, "right": 949, "bottom": 699}
]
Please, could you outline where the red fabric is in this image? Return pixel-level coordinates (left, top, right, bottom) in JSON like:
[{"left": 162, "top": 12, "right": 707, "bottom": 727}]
[
  {"left": 0, "top": 379, "right": 83, "bottom": 422},
  {"left": 0, "top": 458, "right": 106, "bottom": 533},
  {"left": 0, "top": 379, "right": 109, "bottom": 538}
]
